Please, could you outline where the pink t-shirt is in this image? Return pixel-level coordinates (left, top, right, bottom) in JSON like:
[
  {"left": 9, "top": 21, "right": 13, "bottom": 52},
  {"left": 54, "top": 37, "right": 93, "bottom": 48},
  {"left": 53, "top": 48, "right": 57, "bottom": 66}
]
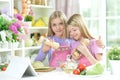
[{"left": 71, "top": 39, "right": 103, "bottom": 66}]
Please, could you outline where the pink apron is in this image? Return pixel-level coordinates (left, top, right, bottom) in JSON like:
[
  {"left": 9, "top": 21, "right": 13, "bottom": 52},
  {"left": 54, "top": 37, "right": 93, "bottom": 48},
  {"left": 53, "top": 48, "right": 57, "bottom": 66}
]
[{"left": 50, "top": 45, "right": 71, "bottom": 67}]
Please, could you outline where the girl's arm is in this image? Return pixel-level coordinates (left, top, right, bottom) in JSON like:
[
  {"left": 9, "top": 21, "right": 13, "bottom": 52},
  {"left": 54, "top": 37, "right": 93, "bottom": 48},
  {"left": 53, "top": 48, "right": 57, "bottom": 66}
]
[
  {"left": 77, "top": 39, "right": 104, "bottom": 65},
  {"left": 34, "top": 44, "right": 51, "bottom": 62},
  {"left": 35, "top": 36, "right": 54, "bottom": 62},
  {"left": 77, "top": 43, "right": 98, "bottom": 65},
  {"left": 94, "top": 53, "right": 103, "bottom": 61}
]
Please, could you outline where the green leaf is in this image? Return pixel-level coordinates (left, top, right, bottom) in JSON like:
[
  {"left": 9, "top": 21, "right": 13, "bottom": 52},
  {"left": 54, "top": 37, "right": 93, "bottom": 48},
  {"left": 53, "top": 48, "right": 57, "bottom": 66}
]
[
  {"left": 80, "top": 69, "right": 86, "bottom": 75},
  {"left": 6, "top": 36, "right": 10, "bottom": 42},
  {"left": 86, "top": 62, "right": 104, "bottom": 75}
]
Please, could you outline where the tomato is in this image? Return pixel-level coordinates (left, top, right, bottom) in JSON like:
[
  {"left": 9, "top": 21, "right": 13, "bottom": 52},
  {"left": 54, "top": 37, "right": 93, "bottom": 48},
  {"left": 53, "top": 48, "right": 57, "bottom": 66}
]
[
  {"left": 73, "top": 69, "right": 80, "bottom": 75},
  {"left": 2, "top": 67, "right": 7, "bottom": 71},
  {"left": 77, "top": 63, "right": 86, "bottom": 71}
]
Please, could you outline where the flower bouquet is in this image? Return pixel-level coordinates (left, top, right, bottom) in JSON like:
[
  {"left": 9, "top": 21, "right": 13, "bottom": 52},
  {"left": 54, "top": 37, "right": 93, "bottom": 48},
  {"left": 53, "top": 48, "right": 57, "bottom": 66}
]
[
  {"left": 0, "top": 13, "right": 30, "bottom": 49},
  {"left": 0, "top": 14, "right": 29, "bottom": 43}
]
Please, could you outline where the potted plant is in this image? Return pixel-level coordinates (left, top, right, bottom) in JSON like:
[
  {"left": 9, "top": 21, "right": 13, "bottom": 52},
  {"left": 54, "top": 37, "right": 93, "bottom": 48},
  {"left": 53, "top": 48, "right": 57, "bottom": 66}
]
[
  {"left": 108, "top": 46, "right": 120, "bottom": 60},
  {"left": 24, "top": 14, "right": 33, "bottom": 26},
  {"left": 107, "top": 46, "right": 120, "bottom": 75},
  {"left": 24, "top": 15, "right": 33, "bottom": 21}
]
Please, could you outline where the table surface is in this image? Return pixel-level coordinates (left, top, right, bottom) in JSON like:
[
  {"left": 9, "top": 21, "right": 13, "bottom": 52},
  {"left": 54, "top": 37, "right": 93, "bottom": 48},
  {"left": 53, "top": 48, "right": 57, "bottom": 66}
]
[
  {"left": 37, "top": 69, "right": 120, "bottom": 80},
  {"left": 0, "top": 69, "right": 120, "bottom": 80}
]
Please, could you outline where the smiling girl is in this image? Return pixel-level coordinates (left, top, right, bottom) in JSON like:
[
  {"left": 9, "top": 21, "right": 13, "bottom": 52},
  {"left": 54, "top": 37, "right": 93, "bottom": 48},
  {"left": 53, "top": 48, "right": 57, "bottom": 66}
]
[
  {"left": 35, "top": 11, "right": 71, "bottom": 67},
  {"left": 67, "top": 14, "right": 104, "bottom": 66}
]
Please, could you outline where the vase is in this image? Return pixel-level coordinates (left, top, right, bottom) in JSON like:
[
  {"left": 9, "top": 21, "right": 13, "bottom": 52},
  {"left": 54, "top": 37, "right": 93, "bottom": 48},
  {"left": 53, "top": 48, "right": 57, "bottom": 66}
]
[
  {"left": 25, "top": 21, "right": 32, "bottom": 27},
  {"left": 109, "top": 60, "right": 120, "bottom": 75},
  {"left": 0, "top": 42, "right": 9, "bottom": 49}
]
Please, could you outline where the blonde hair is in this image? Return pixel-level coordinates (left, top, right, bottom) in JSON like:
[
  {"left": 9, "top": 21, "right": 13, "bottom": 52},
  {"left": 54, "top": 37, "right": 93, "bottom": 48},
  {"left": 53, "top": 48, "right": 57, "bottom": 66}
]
[
  {"left": 47, "top": 11, "right": 67, "bottom": 39},
  {"left": 67, "top": 14, "right": 94, "bottom": 39}
]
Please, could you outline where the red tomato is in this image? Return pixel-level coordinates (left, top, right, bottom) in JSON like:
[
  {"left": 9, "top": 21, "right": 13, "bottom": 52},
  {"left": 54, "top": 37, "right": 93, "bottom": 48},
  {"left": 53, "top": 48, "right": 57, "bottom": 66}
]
[
  {"left": 73, "top": 69, "right": 80, "bottom": 75},
  {"left": 77, "top": 63, "right": 86, "bottom": 71},
  {"left": 2, "top": 67, "right": 7, "bottom": 71}
]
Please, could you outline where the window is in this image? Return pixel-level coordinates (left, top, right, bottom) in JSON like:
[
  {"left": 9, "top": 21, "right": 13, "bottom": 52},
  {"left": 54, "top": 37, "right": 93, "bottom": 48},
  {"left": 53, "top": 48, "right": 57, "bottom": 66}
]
[
  {"left": 106, "top": 0, "right": 120, "bottom": 46},
  {"left": 79, "top": 0, "right": 120, "bottom": 47}
]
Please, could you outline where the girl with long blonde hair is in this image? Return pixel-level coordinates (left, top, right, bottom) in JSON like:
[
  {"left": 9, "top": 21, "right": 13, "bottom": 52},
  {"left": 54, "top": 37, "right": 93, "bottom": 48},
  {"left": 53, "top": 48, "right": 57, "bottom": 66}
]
[
  {"left": 67, "top": 14, "right": 104, "bottom": 66},
  {"left": 35, "top": 11, "right": 71, "bottom": 67}
]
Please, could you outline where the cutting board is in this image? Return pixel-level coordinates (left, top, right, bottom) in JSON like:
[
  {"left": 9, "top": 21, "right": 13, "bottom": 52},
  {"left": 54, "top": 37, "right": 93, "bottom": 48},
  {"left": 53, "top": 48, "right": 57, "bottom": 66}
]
[{"left": 35, "top": 67, "right": 56, "bottom": 72}]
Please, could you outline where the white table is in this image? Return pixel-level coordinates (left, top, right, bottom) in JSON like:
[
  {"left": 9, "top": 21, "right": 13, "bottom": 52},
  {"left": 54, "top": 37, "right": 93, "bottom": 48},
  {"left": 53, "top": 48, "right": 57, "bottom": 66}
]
[
  {"left": 0, "top": 69, "right": 120, "bottom": 80},
  {"left": 35, "top": 69, "right": 120, "bottom": 80}
]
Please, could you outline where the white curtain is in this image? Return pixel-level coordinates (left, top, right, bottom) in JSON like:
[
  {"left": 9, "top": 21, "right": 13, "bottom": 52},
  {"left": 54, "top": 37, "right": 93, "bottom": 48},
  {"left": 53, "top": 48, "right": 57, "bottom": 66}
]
[{"left": 55, "top": 0, "right": 79, "bottom": 18}]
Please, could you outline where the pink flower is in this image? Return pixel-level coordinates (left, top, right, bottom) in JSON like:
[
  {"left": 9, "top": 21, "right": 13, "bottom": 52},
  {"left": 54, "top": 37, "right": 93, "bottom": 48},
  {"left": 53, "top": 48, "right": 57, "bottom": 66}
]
[
  {"left": 9, "top": 24, "right": 18, "bottom": 34},
  {"left": 14, "top": 14, "right": 23, "bottom": 21},
  {"left": 16, "top": 20, "right": 28, "bottom": 26},
  {"left": 17, "top": 33, "right": 28, "bottom": 41},
  {"left": 12, "top": 22, "right": 21, "bottom": 29}
]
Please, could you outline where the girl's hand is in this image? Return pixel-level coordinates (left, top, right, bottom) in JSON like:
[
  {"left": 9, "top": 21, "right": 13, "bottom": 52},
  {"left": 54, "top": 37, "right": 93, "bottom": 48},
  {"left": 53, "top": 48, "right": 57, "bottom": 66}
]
[
  {"left": 44, "top": 38, "right": 60, "bottom": 49},
  {"left": 42, "top": 44, "right": 51, "bottom": 53},
  {"left": 71, "top": 49, "right": 81, "bottom": 60},
  {"left": 96, "top": 36, "right": 105, "bottom": 49},
  {"left": 77, "top": 42, "right": 90, "bottom": 57},
  {"left": 75, "top": 42, "right": 99, "bottom": 64},
  {"left": 42, "top": 38, "right": 53, "bottom": 53}
]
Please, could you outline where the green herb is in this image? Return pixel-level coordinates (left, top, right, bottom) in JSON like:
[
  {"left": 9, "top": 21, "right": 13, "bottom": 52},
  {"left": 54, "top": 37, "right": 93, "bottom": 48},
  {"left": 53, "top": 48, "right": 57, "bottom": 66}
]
[
  {"left": 108, "top": 46, "right": 120, "bottom": 60},
  {"left": 24, "top": 15, "right": 33, "bottom": 21}
]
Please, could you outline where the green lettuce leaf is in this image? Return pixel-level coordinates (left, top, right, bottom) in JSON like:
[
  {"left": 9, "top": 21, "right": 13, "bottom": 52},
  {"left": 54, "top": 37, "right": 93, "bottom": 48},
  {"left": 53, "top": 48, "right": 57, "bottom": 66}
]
[{"left": 86, "top": 62, "right": 104, "bottom": 75}]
